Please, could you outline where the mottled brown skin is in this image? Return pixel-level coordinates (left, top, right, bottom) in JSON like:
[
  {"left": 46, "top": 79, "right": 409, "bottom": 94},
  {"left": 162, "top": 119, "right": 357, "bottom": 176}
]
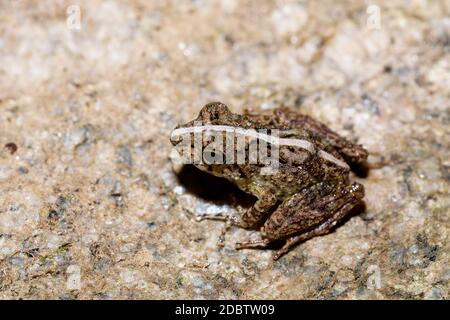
[{"left": 171, "top": 102, "right": 368, "bottom": 260}]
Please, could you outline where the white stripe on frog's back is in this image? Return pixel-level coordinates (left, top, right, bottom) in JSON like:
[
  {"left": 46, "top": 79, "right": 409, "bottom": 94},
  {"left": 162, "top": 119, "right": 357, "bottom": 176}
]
[{"left": 171, "top": 125, "right": 350, "bottom": 170}]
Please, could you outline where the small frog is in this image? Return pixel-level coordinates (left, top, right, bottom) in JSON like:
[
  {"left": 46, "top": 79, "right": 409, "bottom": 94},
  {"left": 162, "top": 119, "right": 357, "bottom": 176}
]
[{"left": 170, "top": 102, "right": 368, "bottom": 260}]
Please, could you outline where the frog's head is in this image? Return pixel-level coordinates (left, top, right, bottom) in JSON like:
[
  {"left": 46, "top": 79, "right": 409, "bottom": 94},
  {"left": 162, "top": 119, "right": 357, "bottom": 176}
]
[{"left": 170, "top": 102, "right": 251, "bottom": 180}]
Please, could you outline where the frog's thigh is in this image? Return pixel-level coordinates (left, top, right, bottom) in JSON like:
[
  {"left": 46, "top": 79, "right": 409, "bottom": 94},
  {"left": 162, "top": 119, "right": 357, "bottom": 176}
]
[
  {"left": 240, "top": 186, "right": 277, "bottom": 229},
  {"left": 262, "top": 191, "right": 323, "bottom": 240},
  {"left": 273, "top": 198, "right": 363, "bottom": 260}
]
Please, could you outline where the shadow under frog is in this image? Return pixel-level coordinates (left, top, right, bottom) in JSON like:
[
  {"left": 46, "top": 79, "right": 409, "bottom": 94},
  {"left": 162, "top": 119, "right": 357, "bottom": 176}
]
[
  {"left": 171, "top": 102, "right": 369, "bottom": 260},
  {"left": 176, "top": 164, "right": 256, "bottom": 207}
]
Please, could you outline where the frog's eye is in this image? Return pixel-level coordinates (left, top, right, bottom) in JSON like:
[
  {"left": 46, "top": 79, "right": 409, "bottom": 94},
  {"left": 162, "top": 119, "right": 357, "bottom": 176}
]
[
  {"left": 203, "top": 149, "right": 224, "bottom": 164},
  {"left": 200, "top": 102, "right": 230, "bottom": 122}
]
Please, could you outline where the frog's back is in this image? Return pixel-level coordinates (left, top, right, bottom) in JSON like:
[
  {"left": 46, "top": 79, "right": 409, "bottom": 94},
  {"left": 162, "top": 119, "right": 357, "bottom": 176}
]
[
  {"left": 236, "top": 151, "right": 350, "bottom": 202},
  {"left": 229, "top": 109, "right": 352, "bottom": 200},
  {"left": 245, "top": 107, "right": 368, "bottom": 168}
]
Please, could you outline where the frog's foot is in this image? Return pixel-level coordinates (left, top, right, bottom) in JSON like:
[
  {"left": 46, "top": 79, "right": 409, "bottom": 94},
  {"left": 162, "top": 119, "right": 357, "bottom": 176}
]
[
  {"left": 272, "top": 231, "right": 320, "bottom": 260},
  {"left": 195, "top": 213, "right": 243, "bottom": 247},
  {"left": 235, "top": 239, "right": 271, "bottom": 250},
  {"left": 195, "top": 213, "right": 242, "bottom": 226}
]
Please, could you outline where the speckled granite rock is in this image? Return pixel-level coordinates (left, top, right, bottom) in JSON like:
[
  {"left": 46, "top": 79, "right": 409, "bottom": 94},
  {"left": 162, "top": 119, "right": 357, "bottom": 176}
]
[{"left": 0, "top": 0, "right": 448, "bottom": 299}]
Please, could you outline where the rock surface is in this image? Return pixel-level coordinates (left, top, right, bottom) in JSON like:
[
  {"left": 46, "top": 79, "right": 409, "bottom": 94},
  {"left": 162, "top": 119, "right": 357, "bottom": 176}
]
[{"left": 0, "top": 0, "right": 448, "bottom": 299}]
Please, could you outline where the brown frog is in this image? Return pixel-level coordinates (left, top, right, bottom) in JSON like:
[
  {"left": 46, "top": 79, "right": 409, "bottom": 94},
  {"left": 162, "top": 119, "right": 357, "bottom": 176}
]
[{"left": 170, "top": 102, "right": 368, "bottom": 260}]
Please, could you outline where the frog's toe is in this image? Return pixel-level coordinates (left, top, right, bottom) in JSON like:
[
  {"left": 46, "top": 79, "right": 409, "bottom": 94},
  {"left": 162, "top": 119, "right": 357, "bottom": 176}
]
[{"left": 235, "top": 239, "right": 270, "bottom": 250}]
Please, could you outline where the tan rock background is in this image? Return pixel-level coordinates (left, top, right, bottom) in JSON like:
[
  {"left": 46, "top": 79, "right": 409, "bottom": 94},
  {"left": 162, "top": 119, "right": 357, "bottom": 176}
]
[{"left": 0, "top": 0, "right": 448, "bottom": 299}]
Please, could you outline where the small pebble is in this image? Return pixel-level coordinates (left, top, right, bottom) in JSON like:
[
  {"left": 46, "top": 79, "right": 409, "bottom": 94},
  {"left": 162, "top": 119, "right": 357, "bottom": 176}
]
[{"left": 5, "top": 142, "right": 18, "bottom": 155}]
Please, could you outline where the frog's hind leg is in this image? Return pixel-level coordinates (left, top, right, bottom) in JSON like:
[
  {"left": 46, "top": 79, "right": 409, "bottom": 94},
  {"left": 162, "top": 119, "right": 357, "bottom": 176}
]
[
  {"left": 272, "top": 184, "right": 365, "bottom": 260},
  {"left": 235, "top": 194, "right": 362, "bottom": 257}
]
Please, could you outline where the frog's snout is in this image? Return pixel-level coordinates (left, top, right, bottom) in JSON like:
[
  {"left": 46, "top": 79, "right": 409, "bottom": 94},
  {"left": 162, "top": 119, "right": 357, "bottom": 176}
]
[
  {"left": 169, "top": 131, "right": 179, "bottom": 146},
  {"left": 170, "top": 126, "right": 186, "bottom": 146}
]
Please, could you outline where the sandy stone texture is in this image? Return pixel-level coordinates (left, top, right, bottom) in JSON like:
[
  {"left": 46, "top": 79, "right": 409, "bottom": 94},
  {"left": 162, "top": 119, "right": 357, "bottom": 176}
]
[{"left": 0, "top": 0, "right": 448, "bottom": 299}]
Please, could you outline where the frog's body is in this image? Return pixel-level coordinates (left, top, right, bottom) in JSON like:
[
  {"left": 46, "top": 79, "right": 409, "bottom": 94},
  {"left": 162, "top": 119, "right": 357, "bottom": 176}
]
[{"left": 170, "top": 102, "right": 368, "bottom": 260}]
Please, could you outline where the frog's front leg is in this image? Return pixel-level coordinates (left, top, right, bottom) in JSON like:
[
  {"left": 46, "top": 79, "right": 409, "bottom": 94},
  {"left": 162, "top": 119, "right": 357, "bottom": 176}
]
[
  {"left": 235, "top": 185, "right": 278, "bottom": 229},
  {"left": 236, "top": 183, "right": 365, "bottom": 260},
  {"left": 196, "top": 185, "right": 277, "bottom": 230}
]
